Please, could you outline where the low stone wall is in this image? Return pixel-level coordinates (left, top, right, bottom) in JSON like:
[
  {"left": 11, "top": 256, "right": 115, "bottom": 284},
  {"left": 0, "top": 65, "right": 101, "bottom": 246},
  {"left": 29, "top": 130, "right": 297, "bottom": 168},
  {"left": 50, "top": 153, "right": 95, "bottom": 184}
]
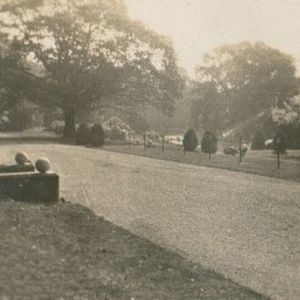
[
  {"left": 0, "top": 172, "right": 59, "bottom": 204},
  {"left": 0, "top": 163, "right": 35, "bottom": 173}
]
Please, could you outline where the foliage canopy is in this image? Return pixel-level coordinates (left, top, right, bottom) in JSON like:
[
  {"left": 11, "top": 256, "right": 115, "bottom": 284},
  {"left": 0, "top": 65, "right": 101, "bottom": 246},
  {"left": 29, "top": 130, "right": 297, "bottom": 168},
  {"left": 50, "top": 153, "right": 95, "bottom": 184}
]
[
  {"left": 0, "top": 0, "right": 184, "bottom": 138},
  {"left": 193, "top": 42, "right": 299, "bottom": 132}
]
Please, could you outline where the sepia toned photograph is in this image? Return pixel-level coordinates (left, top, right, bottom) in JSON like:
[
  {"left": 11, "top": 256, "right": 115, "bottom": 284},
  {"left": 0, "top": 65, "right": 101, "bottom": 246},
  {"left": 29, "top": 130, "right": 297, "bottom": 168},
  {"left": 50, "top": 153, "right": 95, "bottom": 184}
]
[{"left": 0, "top": 0, "right": 299, "bottom": 299}]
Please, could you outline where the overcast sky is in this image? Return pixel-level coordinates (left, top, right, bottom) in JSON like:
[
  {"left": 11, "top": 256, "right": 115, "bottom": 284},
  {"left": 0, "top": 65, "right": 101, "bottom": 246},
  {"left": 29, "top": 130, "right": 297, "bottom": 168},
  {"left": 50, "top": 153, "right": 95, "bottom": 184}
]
[{"left": 124, "top": 0, "right": 300, "bottom": 78}]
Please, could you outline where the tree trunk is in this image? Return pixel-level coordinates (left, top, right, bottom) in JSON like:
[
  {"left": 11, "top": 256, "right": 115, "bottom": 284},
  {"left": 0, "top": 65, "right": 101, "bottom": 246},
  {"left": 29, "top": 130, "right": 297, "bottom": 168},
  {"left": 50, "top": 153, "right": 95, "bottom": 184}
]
[
  {"left": 63, "top": 108, "right": 76, "bottom": 142},
  {"left": 277, "top": 152, "right": 280, "bottom": 169},
  {"left": 209, "top": 153, "right": 212, "bottom": 160}
]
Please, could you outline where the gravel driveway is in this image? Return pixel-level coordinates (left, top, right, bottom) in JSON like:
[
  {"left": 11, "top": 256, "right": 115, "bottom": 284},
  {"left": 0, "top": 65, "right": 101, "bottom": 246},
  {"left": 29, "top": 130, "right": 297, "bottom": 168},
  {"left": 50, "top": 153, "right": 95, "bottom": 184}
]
[{"left": 1, "top": 144, "right": 300, "bottom": 300}]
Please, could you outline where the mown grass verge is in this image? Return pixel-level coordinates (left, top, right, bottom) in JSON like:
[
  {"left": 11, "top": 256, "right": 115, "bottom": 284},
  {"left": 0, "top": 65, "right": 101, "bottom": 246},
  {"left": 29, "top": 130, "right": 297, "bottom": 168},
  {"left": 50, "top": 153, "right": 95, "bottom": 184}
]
[
  {"left": 104, "top": 144, "right": 300, "bottom": 182},
  {"left": 0, "top": 199, "right": 267, "bottom": 300}
]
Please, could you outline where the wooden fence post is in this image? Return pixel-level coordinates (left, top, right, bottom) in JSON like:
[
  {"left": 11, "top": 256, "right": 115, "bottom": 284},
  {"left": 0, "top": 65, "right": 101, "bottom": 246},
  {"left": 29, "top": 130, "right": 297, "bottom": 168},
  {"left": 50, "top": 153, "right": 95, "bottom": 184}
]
[
  {"left": 239, "top": 136, "right": 242, "bottom": 163},
  {"left": 128, "top": 133, "right": 131, "bottom": 149}
]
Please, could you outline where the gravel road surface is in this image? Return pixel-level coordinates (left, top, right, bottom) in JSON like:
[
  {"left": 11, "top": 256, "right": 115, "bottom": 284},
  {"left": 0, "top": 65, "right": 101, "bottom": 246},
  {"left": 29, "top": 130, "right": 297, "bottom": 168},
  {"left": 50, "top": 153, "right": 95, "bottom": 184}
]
[{"left": 1, "top": 144, "right": 299, "bottom": 300}]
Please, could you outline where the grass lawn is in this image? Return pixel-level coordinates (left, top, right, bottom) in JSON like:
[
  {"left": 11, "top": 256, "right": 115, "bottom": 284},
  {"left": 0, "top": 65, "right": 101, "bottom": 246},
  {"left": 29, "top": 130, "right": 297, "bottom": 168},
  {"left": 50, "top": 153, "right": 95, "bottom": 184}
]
[
  {"left": 104, "top": 143, "right": 300, "bottom": 182},
  {"left": 1, "top": 129, "right": 299, "bottom": 182},
  {"left": 0, "top": 199, "right": 266, "bottom": 300}
]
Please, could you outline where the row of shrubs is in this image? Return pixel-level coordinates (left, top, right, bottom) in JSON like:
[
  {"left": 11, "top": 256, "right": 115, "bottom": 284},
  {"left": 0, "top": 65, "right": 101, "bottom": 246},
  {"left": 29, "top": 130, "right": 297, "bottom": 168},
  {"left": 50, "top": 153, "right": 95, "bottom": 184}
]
[
  {"left": 183, "top": 128, "right": 288, "bottom": 157},
  {"left": 183, "top": 129, "right": 218, "bottom": 158},
  {"left": 48, "top": 120, "right": 128, "bottom": 143},
  {"left": 76, "top": 123, "right": 105, "bottom": 147},
  {"left": 51, "top": 118, "right": 287, "bottom": 155}
]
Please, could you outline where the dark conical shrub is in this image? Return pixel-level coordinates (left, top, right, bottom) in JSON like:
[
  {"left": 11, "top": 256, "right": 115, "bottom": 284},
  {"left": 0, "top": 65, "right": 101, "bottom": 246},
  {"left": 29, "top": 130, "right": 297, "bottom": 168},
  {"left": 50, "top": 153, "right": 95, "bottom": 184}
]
[
  {"left": 273, "top": 130, "right": 287, "bottom": 154},
  {"left": 201, "top": 131, "right": 217, "bottom": 159},
  {"left": 75, "top": 123, "right": 91, "bottom": 145},
  {"left": 90, "top": 124, "right": 105, "bottom": 147},
  {"left": 183, "top": 129, "right": 198, "bottom": 152},
  {"left": 251, "top": 130, "right": 265, "bottom": 150}
]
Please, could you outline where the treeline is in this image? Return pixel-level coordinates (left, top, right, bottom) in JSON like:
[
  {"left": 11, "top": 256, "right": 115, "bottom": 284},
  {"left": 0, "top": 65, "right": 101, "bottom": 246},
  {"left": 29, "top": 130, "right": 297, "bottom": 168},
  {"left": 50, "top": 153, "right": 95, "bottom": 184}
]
[
  {"left": 1, "top": 2, "right": 300, "bottom": 148},
  {"left": 185, "top": 42, "right": 300, "bottom": 148}
]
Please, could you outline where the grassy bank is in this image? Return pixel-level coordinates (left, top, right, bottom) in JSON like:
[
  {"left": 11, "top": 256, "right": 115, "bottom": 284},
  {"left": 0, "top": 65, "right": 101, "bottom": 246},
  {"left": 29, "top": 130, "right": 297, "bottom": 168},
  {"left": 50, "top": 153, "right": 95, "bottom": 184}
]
[
  {"left": 0, "top": 199, "right": 266, "bottom": 300},
  {"left": 104, "top": 144, "right": 300, "bottom": 182}
]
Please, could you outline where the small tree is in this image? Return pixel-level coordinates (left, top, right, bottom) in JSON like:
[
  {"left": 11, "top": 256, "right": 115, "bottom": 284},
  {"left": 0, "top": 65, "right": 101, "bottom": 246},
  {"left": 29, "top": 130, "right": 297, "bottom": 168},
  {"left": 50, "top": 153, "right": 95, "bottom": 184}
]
[
  {"left": 90, "top": 124, "right": 105, "bottom": 147},
  {"left": 201, "top": 131, "right": 217, "bottom": 159},
  {"left": 273, "top": 130, "right": 287, "bottom": 169},
  {"left": 251, "top": 130, "right": 265, "bottom": 150},
  {"left": 183, "top": 129, "right": 198, "bottom": 152},
  {"left": 76, "top": 123, "right": 91, "bottom": 145}
]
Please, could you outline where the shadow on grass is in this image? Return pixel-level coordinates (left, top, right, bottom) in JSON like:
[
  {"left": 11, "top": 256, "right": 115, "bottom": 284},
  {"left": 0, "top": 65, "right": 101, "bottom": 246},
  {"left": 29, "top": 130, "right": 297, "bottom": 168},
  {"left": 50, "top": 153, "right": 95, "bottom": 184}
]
[{"left": 0, "top": 198, "right": 269, "bottom": 299}]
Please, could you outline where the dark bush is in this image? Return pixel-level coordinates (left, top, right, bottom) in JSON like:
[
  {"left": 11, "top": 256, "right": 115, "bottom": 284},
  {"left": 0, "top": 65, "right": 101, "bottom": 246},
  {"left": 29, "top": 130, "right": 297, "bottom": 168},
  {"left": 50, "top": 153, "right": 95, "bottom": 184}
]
[
  {"left": 76, "top": 123, "right": 91, "bottom": 145},
  {"left": 183, "top": 129, "right": 198, "bottom": 152},
  {"left": 276, "top": 125, "right": 300, "bottom": 149},
  {"left": 90, "top": 124, "right": 105, "bottom": 147},
  {"left": 251, "top": 130, "right": 265, "bottom": 150},
  {"left": 224, "top": 146, "right": 239, "bottom": 156},
  {"left": 201, "top": 131, "right": 217, "bottom": 159},
  {"left": 273, "top": 130, "right": 288, "bottom": 154}
]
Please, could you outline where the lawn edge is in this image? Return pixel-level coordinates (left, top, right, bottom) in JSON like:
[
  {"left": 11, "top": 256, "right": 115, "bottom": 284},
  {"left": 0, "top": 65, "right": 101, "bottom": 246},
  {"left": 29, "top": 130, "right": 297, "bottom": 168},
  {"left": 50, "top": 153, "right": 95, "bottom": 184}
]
[{"left": 102, "top": 146, "right": 300, "bottom": 184}]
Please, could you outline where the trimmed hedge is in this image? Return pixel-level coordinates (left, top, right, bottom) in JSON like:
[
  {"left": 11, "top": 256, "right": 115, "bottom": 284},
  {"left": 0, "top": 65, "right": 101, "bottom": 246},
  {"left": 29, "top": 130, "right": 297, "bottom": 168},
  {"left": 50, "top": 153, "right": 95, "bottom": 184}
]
[
  {"left": 183, "top": 129, "right": 198, "bottom": 152},
  {"left": 90, "top": 124, "right": 105, "bottom": 147},
  {"left": 201, "top": 131, "right": 217, "bottom": 158}
]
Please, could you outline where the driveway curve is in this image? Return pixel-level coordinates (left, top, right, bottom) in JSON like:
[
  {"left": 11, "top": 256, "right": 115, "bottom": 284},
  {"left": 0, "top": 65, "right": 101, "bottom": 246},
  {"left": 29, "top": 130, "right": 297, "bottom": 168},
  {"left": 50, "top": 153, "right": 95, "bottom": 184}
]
[{"left": 1, "top": 144, "right": 299, "bottom": 300}]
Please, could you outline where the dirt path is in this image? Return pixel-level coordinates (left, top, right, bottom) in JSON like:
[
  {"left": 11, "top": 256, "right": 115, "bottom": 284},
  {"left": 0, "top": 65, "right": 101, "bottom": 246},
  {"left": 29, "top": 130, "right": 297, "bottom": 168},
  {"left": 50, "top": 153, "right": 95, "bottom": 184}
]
[{"left": 1, "top": 144, "right": 300, "bottom": 300}]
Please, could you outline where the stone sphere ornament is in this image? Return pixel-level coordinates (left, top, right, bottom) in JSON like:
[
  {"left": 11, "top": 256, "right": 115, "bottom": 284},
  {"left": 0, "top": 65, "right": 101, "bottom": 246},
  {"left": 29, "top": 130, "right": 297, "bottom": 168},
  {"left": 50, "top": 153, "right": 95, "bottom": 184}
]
[
  {"left": 15, "top": 152, "right": 30, "bottom": 165},
  {"left": 35, "top": 158, "right": 51, "bottom": 173}
]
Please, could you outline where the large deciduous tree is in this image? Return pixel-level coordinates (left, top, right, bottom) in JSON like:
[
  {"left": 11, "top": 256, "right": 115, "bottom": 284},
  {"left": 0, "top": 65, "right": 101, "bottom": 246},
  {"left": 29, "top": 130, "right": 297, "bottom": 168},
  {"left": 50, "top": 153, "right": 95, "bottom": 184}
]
[
  {"left": 193, "top": 42, "right": 299, "bottom": 132},
  {"left": 271, "top": 95, "right": 300, "bottom": 148},
  {"left": 0, "top": 0, "right": 184, "bottom": 139},
  {"left": 0, "top": 38, "right": 32, "bottom": 118},
  {"left": 272, "top": 95, "right": 300, "bottom": 126},
  {"left": 189, "top": 81, "right": 226, "bottom": 132}
]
